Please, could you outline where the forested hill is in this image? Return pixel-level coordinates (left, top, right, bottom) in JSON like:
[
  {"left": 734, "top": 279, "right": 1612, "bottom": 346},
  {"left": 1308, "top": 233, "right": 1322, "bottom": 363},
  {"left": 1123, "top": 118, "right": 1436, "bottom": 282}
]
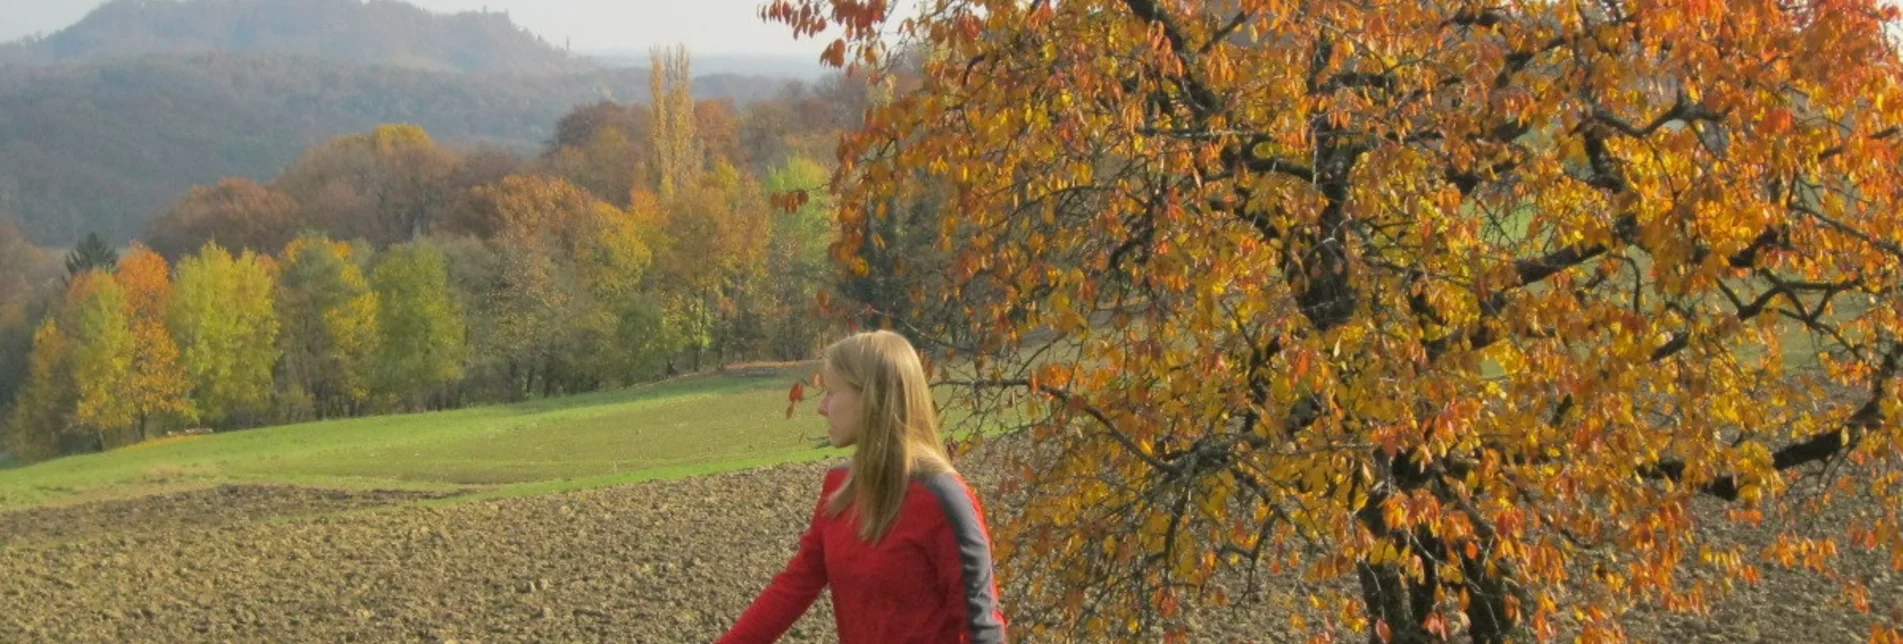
[
  {"left": 0, "top": 0, "right": 578, "bottom": 74},
  {"left": 0, "top": 55, "right": 791, "bottom": 245}
]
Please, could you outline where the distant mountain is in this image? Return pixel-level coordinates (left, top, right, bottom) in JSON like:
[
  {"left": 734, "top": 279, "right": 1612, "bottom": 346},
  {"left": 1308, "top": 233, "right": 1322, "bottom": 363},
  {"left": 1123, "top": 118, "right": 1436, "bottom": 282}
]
[
  {"left": 0, "top": 0, "right": 811, "bottom": 245},
  {"left": 0, "top": 52, "right": 790, "bottom": 245},
  {"left": 0, "top": 0, "right": 582, "bottom": 74}
]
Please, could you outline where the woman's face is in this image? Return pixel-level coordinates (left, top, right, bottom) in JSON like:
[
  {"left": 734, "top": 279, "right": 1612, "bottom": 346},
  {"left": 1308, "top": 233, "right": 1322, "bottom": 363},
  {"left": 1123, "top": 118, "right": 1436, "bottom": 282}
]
[{"left": 817, "top": 367, "right": 864, "bottom": 448}]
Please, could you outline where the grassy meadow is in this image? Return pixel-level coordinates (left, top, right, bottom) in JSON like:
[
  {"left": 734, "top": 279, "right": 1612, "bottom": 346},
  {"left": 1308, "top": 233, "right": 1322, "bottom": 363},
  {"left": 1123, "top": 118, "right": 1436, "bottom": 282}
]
[{"left": 0, "top": 363, "right": 844, "bottom": 510}]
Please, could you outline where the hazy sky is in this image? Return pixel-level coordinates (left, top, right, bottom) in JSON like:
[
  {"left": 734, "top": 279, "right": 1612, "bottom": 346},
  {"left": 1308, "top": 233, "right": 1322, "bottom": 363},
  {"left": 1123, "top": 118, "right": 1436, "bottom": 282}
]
[{"left": 0, "top": 0, "right": 840, "bottom": 56}]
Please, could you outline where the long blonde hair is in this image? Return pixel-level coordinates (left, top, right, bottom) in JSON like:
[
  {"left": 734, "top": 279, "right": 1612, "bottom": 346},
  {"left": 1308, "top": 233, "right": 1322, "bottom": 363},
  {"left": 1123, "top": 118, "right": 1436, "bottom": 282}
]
[{"left": 822, "top": 330, "right": 955, "bottom": 542}]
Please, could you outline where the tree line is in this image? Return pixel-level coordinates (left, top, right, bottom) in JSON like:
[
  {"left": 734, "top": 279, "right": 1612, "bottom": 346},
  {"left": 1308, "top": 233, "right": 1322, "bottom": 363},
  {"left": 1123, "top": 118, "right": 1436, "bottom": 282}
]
[{"left": 1, "top": 48, "right": 874, "bottom": 462}]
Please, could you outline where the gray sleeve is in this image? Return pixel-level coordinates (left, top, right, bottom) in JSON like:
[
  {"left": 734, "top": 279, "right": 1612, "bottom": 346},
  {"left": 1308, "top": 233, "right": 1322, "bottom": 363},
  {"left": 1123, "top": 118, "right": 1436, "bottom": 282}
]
[{"left": 921, "top": 473, "right": 1007, "bottom": 643}]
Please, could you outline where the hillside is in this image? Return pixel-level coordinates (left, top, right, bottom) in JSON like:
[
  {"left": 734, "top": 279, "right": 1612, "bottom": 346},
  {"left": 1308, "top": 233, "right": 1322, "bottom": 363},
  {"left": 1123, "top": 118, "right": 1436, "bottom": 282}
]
[
  {"left": 0, "top": 0, "right": 579, "bottom": 74},
  {"left": 0, "top": 52, "right": 788, "bottom": 245}
]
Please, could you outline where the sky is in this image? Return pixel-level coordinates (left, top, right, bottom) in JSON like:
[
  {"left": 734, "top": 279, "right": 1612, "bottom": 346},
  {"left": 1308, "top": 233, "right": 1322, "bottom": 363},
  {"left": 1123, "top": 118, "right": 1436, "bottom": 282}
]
[{"left": 0, "top": 0, "right": 839, "bottom": 56}]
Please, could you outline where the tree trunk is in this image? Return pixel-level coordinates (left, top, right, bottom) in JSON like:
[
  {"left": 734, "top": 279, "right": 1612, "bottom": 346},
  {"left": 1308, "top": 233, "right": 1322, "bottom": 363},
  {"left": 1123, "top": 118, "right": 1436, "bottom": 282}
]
[
  {"left": 1353, "top": 482, "right": 1520, "bottom": 644},
  {"left": 1461, "top": 544, "right": 1514, "bottom": 644},
  {"left": 1357, "top": 559, "right": 1431, "bottom": 644},
  {"left": 1356, "top": 485, "right": 1430, "bottom": 644}
]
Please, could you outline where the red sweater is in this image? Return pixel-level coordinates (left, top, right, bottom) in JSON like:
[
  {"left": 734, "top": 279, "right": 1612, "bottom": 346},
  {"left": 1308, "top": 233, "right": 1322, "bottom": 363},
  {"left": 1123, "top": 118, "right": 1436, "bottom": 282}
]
[{"left": 719, "top": 466, "right": 1008, "bottom": 643}]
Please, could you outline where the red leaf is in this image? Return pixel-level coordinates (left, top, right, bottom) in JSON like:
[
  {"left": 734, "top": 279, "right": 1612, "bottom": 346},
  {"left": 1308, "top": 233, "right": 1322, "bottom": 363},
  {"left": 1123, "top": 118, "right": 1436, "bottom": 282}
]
[
  {"left": 821, "top": 39, "right": 847, "bottom": 67},
  {"left": 770, "top": 189, "right": 811, "bottom": 213},
  {"left": 1765, "top": 107, "right": 1794, "bottom": 134},
  {"left": 785, "top": 382, "right": 806, "bottom": 419}
]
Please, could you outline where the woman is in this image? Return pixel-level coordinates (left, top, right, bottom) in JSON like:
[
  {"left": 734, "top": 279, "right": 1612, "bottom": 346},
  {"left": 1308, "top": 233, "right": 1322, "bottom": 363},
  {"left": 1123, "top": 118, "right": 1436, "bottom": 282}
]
[{"left": 719, "top": 330, "right": 1008, "bottom": 643}]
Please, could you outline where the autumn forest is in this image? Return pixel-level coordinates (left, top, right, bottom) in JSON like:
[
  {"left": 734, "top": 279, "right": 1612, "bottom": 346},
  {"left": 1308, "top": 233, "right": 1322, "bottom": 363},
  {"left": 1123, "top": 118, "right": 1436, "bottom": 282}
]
[{"left": 0, "top": 45, "right": 883, "bottom": 460}]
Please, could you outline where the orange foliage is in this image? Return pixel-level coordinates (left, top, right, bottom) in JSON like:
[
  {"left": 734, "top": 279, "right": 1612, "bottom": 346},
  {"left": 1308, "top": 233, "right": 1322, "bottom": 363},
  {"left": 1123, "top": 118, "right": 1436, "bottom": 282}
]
[{"left": 774, "top": 0, "right": 1903, "bottom": 640}]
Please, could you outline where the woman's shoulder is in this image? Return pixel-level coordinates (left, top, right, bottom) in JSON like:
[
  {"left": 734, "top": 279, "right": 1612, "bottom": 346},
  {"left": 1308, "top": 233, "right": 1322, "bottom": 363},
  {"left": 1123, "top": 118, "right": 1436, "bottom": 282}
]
[
  {"left": 905, "top": 471, "right": 993, "bottom": 541},
  {"left": 909, "top": 470, "right": 980, "bottom": 508},
  {"left": 822, "top": 462, "right": 850, "bottom": 489}
]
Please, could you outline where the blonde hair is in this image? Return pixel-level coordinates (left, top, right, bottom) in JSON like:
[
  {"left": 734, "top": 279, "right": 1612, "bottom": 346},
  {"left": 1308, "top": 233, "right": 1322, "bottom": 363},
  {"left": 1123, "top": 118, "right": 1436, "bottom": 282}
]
[{"left": 822, "top": 330, "right": 955, "bottom": 542}]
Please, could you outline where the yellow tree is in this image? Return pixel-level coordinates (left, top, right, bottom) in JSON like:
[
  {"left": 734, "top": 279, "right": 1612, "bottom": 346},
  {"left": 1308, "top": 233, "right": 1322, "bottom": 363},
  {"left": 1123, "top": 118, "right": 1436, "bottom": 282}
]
[
  {"left": 115, "top": 245, "right": 195, "bottom": 439},
  {"left": 170, "top": 243, "right": 281, "bottom": 427},
  {"left": 649, "top": 44, "right": 700, "bottom": 198},
  {"left": 772, "top": 0, "right": 1903, "bottom": 641},
  {"left": 276, "top": 235, "right": 379, "bottom": 419},
  {"left": 4, "top": 320, "right": 74, "bottom": 461},
  {"left": 64, "top": 270, "right": 137, "bottom": 449},
  {"left": 651, "top": 161, "right": 771, "bottom": 369},
  {"left": 469, "top": 175, "right": 654, "bottom": 392}
]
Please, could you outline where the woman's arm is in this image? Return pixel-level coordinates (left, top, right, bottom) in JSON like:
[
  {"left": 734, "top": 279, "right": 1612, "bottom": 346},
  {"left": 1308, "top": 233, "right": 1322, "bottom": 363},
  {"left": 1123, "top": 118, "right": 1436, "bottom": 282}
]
[
  {"left": 924, "top": 474, "right": 1009, "bottom": 643},
  {"left": 717, "top": 473, "right": 835, "bottom": 643}
]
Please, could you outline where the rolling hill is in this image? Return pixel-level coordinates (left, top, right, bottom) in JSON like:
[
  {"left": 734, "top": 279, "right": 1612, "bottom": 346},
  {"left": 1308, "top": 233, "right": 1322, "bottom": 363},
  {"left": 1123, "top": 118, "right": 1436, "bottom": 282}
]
[
  {"left": 0, "top": 0, "right": 579, "bottom": 74},
  {"left": 0, "top": 0, "right": 803, "bottom": 245}
]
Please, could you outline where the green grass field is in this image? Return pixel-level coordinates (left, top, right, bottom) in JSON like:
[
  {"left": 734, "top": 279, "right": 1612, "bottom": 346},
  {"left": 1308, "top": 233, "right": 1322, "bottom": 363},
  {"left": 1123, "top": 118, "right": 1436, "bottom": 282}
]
[{"left": 0, "top": 363, "right": 847, "bottom": 510}]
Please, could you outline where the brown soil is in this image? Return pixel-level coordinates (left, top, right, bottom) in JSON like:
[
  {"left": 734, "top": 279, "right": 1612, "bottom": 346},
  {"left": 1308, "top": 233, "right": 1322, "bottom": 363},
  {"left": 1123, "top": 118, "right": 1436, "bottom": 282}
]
[
  {"left": 0, "top": 484, "right": 450, "bottom": 546},
  {"left": 0, "top": 453, "right": 1896, "bottom": 642}
]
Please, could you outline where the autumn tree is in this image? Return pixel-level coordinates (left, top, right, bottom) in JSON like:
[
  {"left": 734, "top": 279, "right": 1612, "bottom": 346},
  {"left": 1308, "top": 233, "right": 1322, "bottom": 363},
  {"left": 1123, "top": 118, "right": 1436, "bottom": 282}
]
[
  {"left": 649, "top": 161, "right": 771, "bottom": 370},
  {"left": 649, "top": 44, "right": 700, "bottom": 198},
  {"left": 466, "top": 175, "right": 655, "bottom": 395},
  {"left": 826, "top": 172, "right": 965, "bottom": 340},
  {"left": 696, "top": 98, "right": 747, "bottom": 171},
  {"left": 543, "top": 100, "right": 650, "bottom": 207},
  {"left": 273, "top": 124, "right": 460, "bottom": 246},
  {"left": 703, "top": 162, "right": 774, "bottom": 364},
  {"left": 2, "top": 223, "right": 75, "bottom": 459},
  {"left": 481, "top": 234, "right": 571, "bottom": 398},
  {"left": 428, "top": 233, "right": 504, "bottom": 404},
  {"left": 115, "top": 245, "right": 195, "bottom": 439},
  {"left": 739, "top": 95, "right": 798, "bottom": 175},
  {"left": 0, "top": 219, "right": 57, "bottom": 426},
  {"left": 171, "top": 243, "right": 280, "bottom": 428},
  {"left": 370, "top": 240, "right": 465, "bottom": 411},
  {"left": 761, "top": 157, "right": 838, "bottom": 359},
  {"left": 275, "top": 235, "right": 379, "bottom": 419},
  {"left": 735, "top": 78, "right": 869, "bottom": 175},
  {"left": 144, "top": 178, "right": 301, "bottom": 260},
  {"left": 63, "top": 270, "right": 138, "bottom": 449},
  {"left": 773, "top": 0, "right": 1903, "bottom": 642},
  {"left": 3, "top": 320, "right": 74, "bottom": 461}
]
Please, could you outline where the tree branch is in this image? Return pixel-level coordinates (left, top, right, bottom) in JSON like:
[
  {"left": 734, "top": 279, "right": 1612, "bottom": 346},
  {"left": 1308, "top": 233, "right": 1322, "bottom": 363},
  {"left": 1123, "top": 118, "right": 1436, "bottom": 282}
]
[
  {"left": 1647, "top": 345, "right": 1900, "bottom": 500},
  {"left": 1119, "top": 0, "right": 1221, "bottom": 116},
  {"left": 1199, "top": 10, "right": 1249, "bottom": 55},
  {"left": 1591, "top": 95, "right": 1723, "bottom": 138},
  {"left": 1818, "top": 126, "right": 1901, "bottom": 162},
  {"left": 943, "top": 378, "right": 1183, "bottom": 475},
  {"left": 1792, "top": 202, "right": 1903, "bottom": 260}
]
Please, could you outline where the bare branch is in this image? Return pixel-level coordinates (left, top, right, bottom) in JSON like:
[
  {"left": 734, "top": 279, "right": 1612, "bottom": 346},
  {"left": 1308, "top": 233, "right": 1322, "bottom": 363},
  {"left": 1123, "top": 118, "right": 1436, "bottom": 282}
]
[
  {"left": 944, "top": 378, "right": 1183, "bottom": 475},
  {"left": 1792, "top": 202, "right": 1903, "bottom": 260}
]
